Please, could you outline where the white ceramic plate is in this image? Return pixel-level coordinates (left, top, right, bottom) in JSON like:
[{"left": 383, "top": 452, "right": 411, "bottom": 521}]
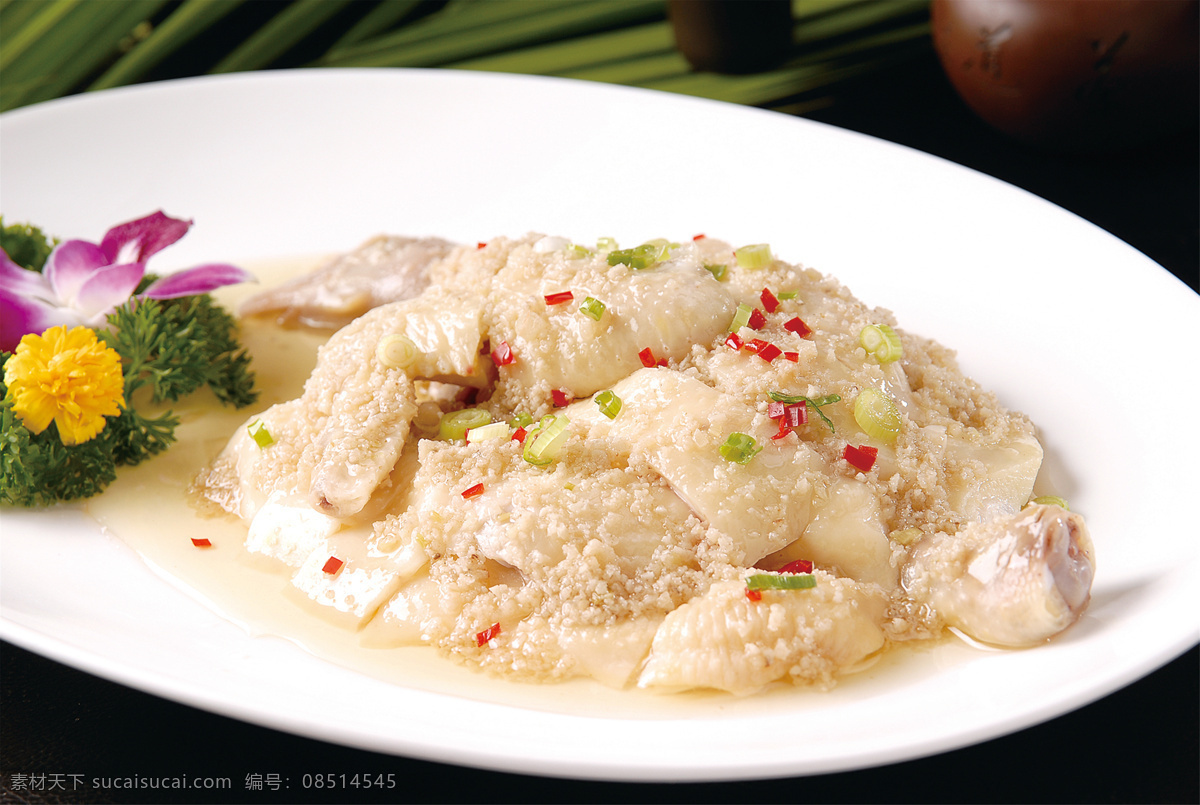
[{"left": 2, "top": 70, "right": 1197, "bottom": 782}]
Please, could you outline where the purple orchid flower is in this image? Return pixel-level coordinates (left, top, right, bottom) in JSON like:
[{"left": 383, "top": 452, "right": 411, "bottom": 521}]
[{"left": 1, "top": 211, "right": 254, "bottom": 352}]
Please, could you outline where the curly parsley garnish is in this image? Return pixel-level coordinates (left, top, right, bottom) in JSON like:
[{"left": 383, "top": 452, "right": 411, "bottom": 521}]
[{"left": 0, "top": 217, "right": 57, "bottom": 272}]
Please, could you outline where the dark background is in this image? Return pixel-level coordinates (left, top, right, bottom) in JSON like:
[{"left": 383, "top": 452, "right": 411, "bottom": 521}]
[{"left": 3, "top": 40, "right": 1198, "bottom": 805}]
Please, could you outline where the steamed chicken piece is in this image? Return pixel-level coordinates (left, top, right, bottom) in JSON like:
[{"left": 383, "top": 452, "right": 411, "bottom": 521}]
[
  {"left": 303, "top": 347, "right": 417, "bottom": 518},
  {"left": 638, "top": 573, "right": 887, "bottom": 694},
  {"left": 231, "top": 442, "right": 427, "bottom": 627},
  {"left": 395, "top": 436, "right": 699, "bottom": 579},
  {"left": 198, "top": 310, "right": 433, "bottom": 522},
  {"left": 943, "top": 432, "right": 1044, "bottom": 521},
  {"left": 240, "top": 235, "right": 457, "bottom": 328},
  {"left": 362, "top": 435, "right": 719, "bottom": 683},
  {"left": 902, "top": 504, "right": 1095, "bottom": 646},
  {"left": 299, "top": 288, "right": 495, "bottom": 517},
  {"left": 568, "top": 368, "right": 818, "bottom": 564},
  {"left": 281, "top": 524, "right": 411, "bottom": 629},
  {"left": 249, "top": 234, "right": 734, "bottom": 518},
  {"left": 763, "top": 478, "right": 898, "bottom": 588},
  {"left": 194, "top": 231, "right": 1096, "bottom": 691},
  {"left": 485, "top": 237, "right": 737, "bottom": 399},
  {"left": 238, "top": 492, "right": 411, "bottom": 628}
]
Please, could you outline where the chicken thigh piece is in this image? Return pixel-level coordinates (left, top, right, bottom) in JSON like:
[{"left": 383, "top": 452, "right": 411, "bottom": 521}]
[
  {"left": 902, "top": 503, "right": 1095, "bottom": 646},
  {"left": 240, "top": 235, "right": 457, "bottom": 329}
]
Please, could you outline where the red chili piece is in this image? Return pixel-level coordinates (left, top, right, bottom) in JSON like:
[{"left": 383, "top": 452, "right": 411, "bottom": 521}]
[
  {"left": 771, "top": 402, "right": 807, "bottom": 440},
  {"left": 780, "top": 559, "right": 814, "bottom": 574},
  {"left": 638, "top": 347, "right": 657, "bottom": 368},
  {"left": 784, "top": 317, "right": 812, "bottom": 338},
  {"left": 476, "top": 622, "right": 502, "bottom": 646},
  {"left": 843, "top": 444, "right": 879, "bottom": 473},
  {"left": 758, "top": 343, "right": 782, "bottom": 362},
  {"left": 747, "top": 339, "right": 781, "bottom": 362},
  {"left": 725, "top": 333, "right": 743, "bottom": 350},
  {"left": 745, "top": 588, "right": 763, "bottom": 602},
  {"left": 191, "top": 538, "right": 212, "bottom": 548},
  {"left": 786, "top": 403, "right": 807, "bottom": 428},
  {"left": 491, "top": 340, "right": 515, "bottom": 366},
  {"left": 461, "top": 482, "right": 485, "bottom": 499},
  {"left": 322, "top": 556, "right": 344, "bottom": 575},
  {"left": 784, "top": 351, "right": 800, "bottom": 362},
  {"left": 760, "top": 288, "right": 780, "bottom": 313},
  {"left": 771, "top": 417, "right": 792, "bottom": 441},
  {"left": 747, "top": 308, "right": 767, "bottom": 330},
  {"left": 476, "top": 242, "right": 487, "bottom": 249},
  {"left": 692, "top": 233, "right": 707, "bottom": 241},
  {"left": 511, "top": 427, "right": 527, "bottom": 443},
  {"left": 544, "top": 291, "right": 574, "bottom": 305},
  {"left": 551, "top": 388, "right": 574, "bottom": 407}
]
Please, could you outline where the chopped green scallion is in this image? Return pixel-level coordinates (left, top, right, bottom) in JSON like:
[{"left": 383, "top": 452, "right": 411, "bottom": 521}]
[
  {"left": 466, "top": 422, "right": 510, "bottom": 443},
  {"left": 853, "top": 388, "right": 900, "bottom": 443},
  {"left": 509, "top": 412, "right": 534, "bottom": 429},
  {"left": 720, "top": 432, "right": 761, "bottom": 464},
  {"left": 523, "top": 414, "right": 570, "bottom": 466},
  {"left": 608, "top": 243, "right": 663, "bottom": 270},
  {"left": 889, "top": 527, "right": 923, "bottom": 546},
  {"left": 728, "top": 303, "right": 754, "bottom": 332},
  {"left": 594, "top": 390, "right": 622, "bottom": 420},
  {"left": 1031, "top": 495, "right": 1070, "bottom": 510},
  {"left": 808, "top": 394, "right": 842, "bottom": 408},
  {"left": 704, "top": 263, "right": 727, "bottom": 281},
  {"left": 859, "top": 324, "right": 903, "bottom": 364},
  {"left": 736, "top": 243, "right": 773, "bottom": 269},
  {"left": 566, "top": 244, "right": 592, "bottom": 259},
  {"left": 746, "top": 573, "right": 816, "bottom": 591},
  {"left": 375, "top": 333, "right": 419, "bottom": 369},
  {"left": 579, "top": 296, "right": 606, "bottom": 321},
  {"left": 247, "top": 420, "right": 274, "bottom": 448},
  {"left": 778, "top": 290, "right": 800, "bottom": 300},
  {"left": 439, "top": 408, "right": 491, "bottom": 441},
  {"left": 643, "top": 238, "right": 678, "bottom": 257},
  {"left": 596, "top": 236, "right": 618, "bottom": 252}
]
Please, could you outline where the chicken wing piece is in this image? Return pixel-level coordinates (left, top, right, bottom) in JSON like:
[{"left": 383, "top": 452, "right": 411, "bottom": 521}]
[
  {"left": 902, "top": 503, "right": 1095, "bottom": 646},
  {"left": 240, "top": 235, "right": 457, "bottom": 329}
]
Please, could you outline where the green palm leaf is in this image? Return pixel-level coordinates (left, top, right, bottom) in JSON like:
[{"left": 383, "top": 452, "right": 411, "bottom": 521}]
[{"left": 0, "top": 0, "right": 932, "bottom": 116}]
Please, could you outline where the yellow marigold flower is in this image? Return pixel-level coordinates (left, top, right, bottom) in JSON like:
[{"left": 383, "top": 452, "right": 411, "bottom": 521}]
[{"left": 4, "top": 325, "right": 125, "bottom": 445}]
